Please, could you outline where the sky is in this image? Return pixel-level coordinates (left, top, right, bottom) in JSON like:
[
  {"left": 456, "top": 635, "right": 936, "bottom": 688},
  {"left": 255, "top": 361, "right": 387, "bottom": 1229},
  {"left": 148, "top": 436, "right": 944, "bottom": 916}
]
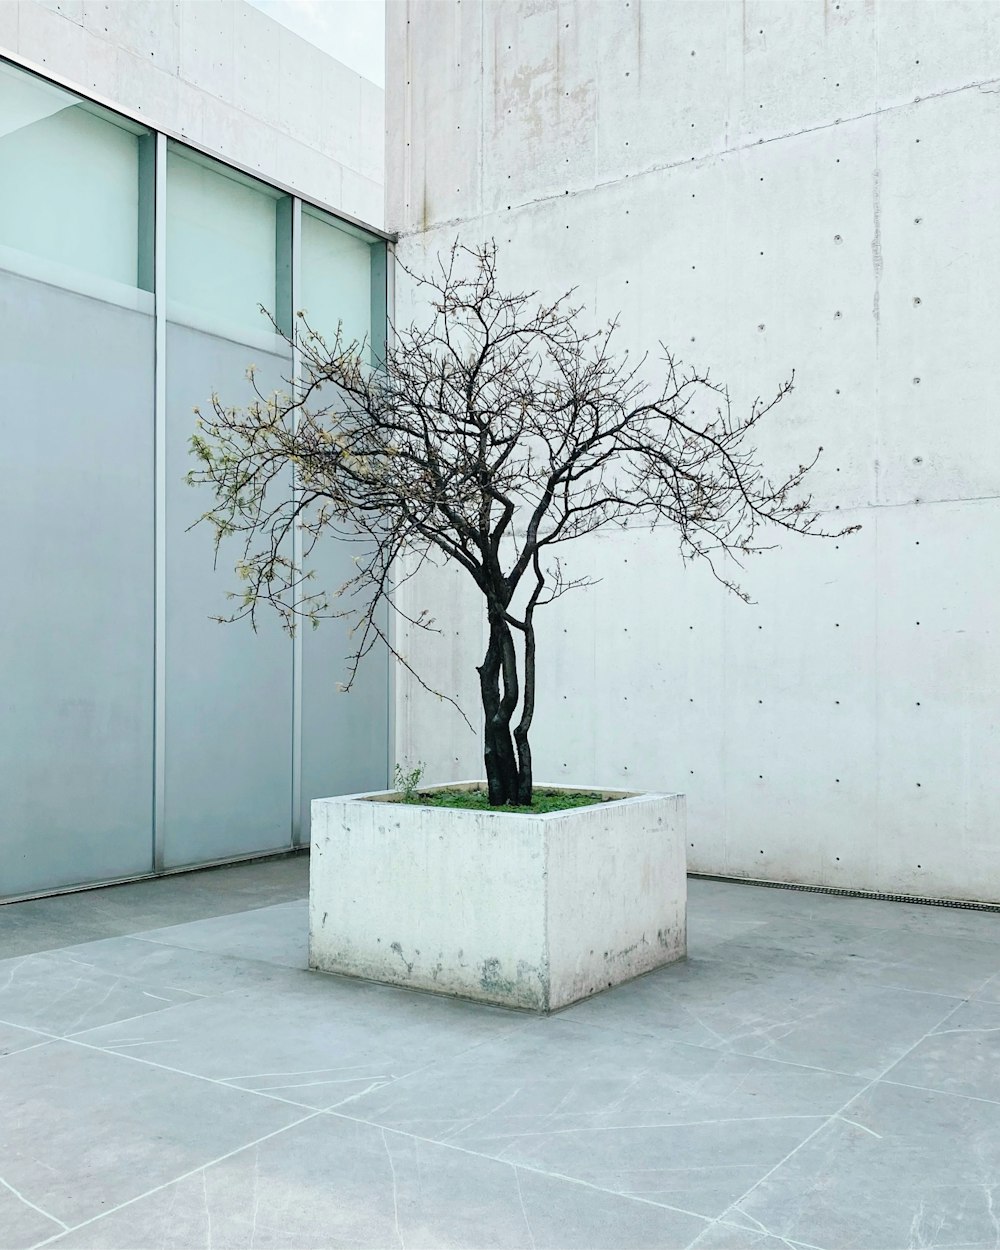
[{"left": 246, "top": 0, "right": 385, "bottom": 87}]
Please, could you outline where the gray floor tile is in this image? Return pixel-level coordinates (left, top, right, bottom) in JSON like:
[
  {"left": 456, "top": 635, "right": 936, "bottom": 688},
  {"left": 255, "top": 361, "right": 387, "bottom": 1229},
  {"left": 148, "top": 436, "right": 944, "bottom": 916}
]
[
  {"left": 341, "top": 1019, "right": 866, "bottom": 1219},
  {"left": 686, "top": 912, "right": 770, "bottom": 955},
  {"left": 975, "top": 970, "right": 1000, "bottom": 1004},
  {"left": 689, "top": 881, "right": 1000, "bottom": 945},
  {"left": 700, "top": 920, "right": 1000, "bottom": 999},
  {"left": 0, "top": 1181, "right": 66, "bottom": 1250},
  {"left": 882, "top": 998, "right": 1000, "bottom": 1104},
  {"left": 865, "top": 901, "right": 1000, "bottom": 944},
  {"left": 561, "top": 955, "right": 822, "bottom": 1049},
  {"left": 4, "top": 865, "right": 999, "bottom": 1250},
  {"left": 0, "top": 1017, "right": 51, "bottom": 1058},
  {"left": 850, "top": 930, "right": 1000, "bottom": 995},
  {"left": 35, "top": 934, "right": 299, "bottom": 997},
  {"left": 687, "top": 1218, "right": 819, "bottom": 1249},
  {"left": 72, "top": 974, "right": 528, "bottom": 1109},
  {"left": 561, "top": 952, "right": 959, "bottom": 1078},
  {"left": 730, "top": 1080, "right": 1000, "bottom": 1249},
  {"left": 707, "top": 916, "right": 890, "bottom": 963},
  {"left": 827, "top": 927, "right": 1000, "bottom": 998},
  {"left": 0, "top": 1040, "right": 305, "bottom": 1229},
  {"left": 136, "top": 901, "right": 309, "bottom": 969},
  {"left": 687, "top": 882, "right": 886, "bottom": 930},
  {"left": 0, "top": 949, "right": 203, "bottom": 1036},
  {"left": 46, "top": 1113, "right": 708, "bottom": 1250}
]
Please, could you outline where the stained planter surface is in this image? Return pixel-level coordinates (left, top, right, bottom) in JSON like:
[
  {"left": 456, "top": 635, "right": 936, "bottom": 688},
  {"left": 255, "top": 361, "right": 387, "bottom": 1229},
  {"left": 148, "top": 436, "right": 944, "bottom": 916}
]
[{"left": 309, "top": 785, "right": 687, "bottom": 1011}]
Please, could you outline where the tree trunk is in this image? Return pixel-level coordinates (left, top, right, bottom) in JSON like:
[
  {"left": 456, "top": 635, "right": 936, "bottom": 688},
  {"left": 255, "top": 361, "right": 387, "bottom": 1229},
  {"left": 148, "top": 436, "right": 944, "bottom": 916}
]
[
  {"left": 478, "top": 612, "right": 520, "bottom": 804},
  {"left": 512, "top": 615, "right": 535, "bottom": 805}
]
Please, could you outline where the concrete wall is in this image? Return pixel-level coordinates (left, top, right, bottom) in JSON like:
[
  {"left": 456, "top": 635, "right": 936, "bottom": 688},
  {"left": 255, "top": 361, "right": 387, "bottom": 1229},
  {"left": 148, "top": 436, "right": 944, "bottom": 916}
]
[
  {"left": 0, "top": 0, "right": 384, "bottom": 225},
  {"left": 386, "top": 0, "right": 1000, "bottom": 902}
]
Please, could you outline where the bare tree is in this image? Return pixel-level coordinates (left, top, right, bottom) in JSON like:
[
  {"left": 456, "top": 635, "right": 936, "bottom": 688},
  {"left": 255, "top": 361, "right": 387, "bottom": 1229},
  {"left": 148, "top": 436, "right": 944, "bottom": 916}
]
[{"left": 189, "top": 241, "right": 857, "bottom": 806}]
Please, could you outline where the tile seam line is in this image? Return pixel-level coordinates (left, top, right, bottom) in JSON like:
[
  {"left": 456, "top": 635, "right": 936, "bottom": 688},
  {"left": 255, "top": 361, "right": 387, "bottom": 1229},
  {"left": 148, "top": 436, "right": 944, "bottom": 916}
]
[
  {"left": 0, "top": 1024, "right": 324, "bottom": 1113},
  {"left": 0, "top": 1015, "right": 52, "bottom": 1041},
  {"left": 125, "top": 931, "right": 310, "bottom": 970},
  {"left": 0, "top": 1013, "right": 531, "bottom": 1116},
  {"left": 338, "top": 994, "right": 870, "bottom": 1086},
  {"left": 552, "top": 1012, "right": 866, "bottom": 1079},
  {"left": 701, "top": 992, "right": 971, "bottom": 1236},
  {"left": 312, "top": 1016, "right": 536, "bottom": 1113},
  {"left": 0, "top": 1174, "right": 68, "bottom": 1234},
  {"left": 57, "top": 984, "right": 283, "bottom": 1037},
  {"left": 395, "top": 72, "right": 1000, "bottom": 240},
  {"left": 0, "top": 1037, "right": 58, "bottom": 1064},
  {"left": 879, "top": 972, "right": 999, "bottom": 998},
  {"left": 0, "top": 1015, "right": 62, "bottom": 1038},
  {"left": 686, "top": 1220, "right": 821, "bottom": 1250},
  {"left": 541, "top": 1010, "right": 951, "bottom": 1082},
  {"left": 0, "top": 972, "right": 299, "bottom": 1043},
  {"left": 665, "top": 967, "right": 997, "bottom": 1004},
  {"left": 565, "top": 956, "right": 981, "bottom": 999},
  {"left": 685, "top": 1219, "right": 825, "bottom": 1250},
  {"left": 1, "top": 953, "right": 529, "bottom": 1042},
  {"left": 416, "top": 1113, "right": 829, "bottom": 1144},
  {"left": 8, "top": 1027, "right": 989, "bottom": 1240},
  {"left": 27, "top": 1109, "right": 325, "bottom": 1250},
  {"left": 24, "top": 1115, "right": 709, "bottom": 1246},
  {"left": 878, "top": 1074, "right": 1000, "bottom": 1111},
  {"left": 324, "top": 1108, "right": 713, "bottom": 1224}
]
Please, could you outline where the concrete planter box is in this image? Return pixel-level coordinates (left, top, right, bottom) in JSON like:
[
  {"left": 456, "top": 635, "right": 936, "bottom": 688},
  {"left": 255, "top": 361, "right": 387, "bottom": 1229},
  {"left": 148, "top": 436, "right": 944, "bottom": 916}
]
[{"left": 309, "top": 782, "right": 687, "bottom": 1011}]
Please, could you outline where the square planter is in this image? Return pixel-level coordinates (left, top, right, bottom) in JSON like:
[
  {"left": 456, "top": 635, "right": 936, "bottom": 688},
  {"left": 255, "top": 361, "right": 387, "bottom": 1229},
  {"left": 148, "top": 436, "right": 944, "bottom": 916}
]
[{"left": 309, "top": 782, "right": 687, "bottom": 1011}]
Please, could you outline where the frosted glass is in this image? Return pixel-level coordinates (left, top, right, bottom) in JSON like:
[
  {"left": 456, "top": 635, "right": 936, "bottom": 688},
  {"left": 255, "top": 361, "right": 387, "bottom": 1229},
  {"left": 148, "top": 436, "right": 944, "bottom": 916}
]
[
  {"left": 167, "top": 147, "right": 285, "bottom": 341},
  {"left": 0, "top": 62, "right": 144, "bottom": 289},
  {"left": 301, "top": 209, "right": 374, "bottom": 360}
]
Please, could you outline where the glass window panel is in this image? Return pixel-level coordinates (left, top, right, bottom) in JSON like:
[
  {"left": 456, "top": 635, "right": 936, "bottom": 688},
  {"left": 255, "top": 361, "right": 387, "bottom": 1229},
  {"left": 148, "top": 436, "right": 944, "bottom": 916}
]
[
  {"left": 0, "top": 60, "right": 148, "bottom": 291},
  {"left": 300, "top": 207, "right": 376, "bottom": 362},
  {"left": 167, "top": 144, "right": 288, "bottom": 341}
]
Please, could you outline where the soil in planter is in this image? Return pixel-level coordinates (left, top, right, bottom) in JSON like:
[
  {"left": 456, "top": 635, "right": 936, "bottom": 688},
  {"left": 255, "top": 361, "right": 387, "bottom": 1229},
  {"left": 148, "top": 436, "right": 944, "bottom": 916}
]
[{"left": 399, "top": 788, "right": 610, "bottom": 814}]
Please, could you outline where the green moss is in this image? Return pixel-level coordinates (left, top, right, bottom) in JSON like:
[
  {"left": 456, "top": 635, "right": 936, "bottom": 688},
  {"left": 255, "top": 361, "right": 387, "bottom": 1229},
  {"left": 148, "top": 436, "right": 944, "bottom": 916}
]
[{"left": 399, "top": 787, "right": 610, "bottom": 814}]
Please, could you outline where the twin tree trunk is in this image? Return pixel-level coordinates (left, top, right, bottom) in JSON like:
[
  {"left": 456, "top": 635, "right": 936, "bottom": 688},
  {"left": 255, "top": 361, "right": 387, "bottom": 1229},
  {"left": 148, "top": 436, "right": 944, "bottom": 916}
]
[{"left": 477, "top": 608, "right": 535, "bottom": 806}]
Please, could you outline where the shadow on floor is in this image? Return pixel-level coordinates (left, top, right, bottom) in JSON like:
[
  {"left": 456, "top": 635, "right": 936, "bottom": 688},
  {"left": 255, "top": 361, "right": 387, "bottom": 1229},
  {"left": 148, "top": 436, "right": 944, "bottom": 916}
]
[{"left": 0, "top": 851, "right": 309, "bottom": 959}]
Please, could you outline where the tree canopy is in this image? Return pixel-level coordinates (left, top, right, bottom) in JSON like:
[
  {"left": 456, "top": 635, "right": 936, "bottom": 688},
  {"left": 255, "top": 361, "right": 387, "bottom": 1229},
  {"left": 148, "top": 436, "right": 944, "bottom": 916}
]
[{"left": 189, "top": 241, "right": 857, "bottom": 804}]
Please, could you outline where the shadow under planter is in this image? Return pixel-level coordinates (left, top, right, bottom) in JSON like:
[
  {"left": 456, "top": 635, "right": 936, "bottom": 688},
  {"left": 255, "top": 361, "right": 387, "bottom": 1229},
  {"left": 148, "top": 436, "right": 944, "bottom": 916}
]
[{"left": 308, "top": 783, "right": 687, "bottom": 1011}]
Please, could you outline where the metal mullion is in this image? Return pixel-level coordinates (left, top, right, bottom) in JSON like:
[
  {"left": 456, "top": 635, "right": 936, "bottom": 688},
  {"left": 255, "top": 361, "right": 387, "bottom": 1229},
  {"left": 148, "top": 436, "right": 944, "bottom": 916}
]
[
  {"left": 291, "top": 198, "right": 304, "bottom": 845},
  {"left": 152, "top": 132, "right": 167, "bottom": 872}
]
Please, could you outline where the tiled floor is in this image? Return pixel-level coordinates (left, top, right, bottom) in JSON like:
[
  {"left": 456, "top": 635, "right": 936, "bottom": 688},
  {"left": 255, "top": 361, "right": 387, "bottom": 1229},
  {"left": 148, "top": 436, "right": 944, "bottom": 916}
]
[{"left": 2, "top": 861, "right": 1000, "bottom": 1249}]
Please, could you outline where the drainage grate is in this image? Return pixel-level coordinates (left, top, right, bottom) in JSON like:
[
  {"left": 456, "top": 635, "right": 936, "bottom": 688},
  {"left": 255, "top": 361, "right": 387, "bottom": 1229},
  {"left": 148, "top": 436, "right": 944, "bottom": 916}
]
[{"left": 687, "top": 872, "right": 1000, "bottom": 914}]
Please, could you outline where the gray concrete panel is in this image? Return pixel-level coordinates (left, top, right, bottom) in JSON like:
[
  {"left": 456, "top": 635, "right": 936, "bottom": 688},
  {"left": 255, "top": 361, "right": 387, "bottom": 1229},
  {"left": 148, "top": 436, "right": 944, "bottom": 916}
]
[
  {"left": 0, "top": 271, "right": 155, "bottom": 899},
  {"left": 388, "top": 0, "right": 1000, "bottom": 903},
  {"left": 164, "top": 323, "right": 293, "bottom": 867}
]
